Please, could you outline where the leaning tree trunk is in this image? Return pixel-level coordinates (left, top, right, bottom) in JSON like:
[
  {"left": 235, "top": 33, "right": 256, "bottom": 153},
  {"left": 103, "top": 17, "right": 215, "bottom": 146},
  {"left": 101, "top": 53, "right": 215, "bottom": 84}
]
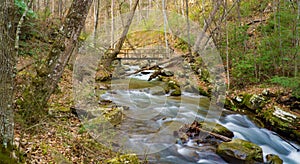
[
  {"left": 34, "top": 0, "right": 93, "bottom": 109},
  {"left": 103, "top": 0, "right": 139, "bottom": 68},
  {"left": 0, "top": 0, "right": 16, "bottom": 148}
]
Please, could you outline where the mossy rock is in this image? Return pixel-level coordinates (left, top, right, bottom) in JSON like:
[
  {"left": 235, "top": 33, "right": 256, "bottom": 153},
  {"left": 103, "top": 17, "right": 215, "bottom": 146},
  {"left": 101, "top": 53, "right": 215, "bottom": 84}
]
[
  {"left": 199, "top": 121, "right": 234, "bottom": 138},
  {"left": 260, "top": 107, "right": 300, "bottom": 143},
  {"left": 225, "top": 97, "right": 235, "bottom": 109},
  {"left": 198, "top": 87, "right": 210, "bottom": 97},
  {"left": 95, "top": 69, "right": 111, "bottom": 82},
  {"left": 217, "top": 139, "right": 263, "bottom": 164},
  {"left": 102, "top": 107, "right": 123, "bottom": 126},
  {"left": 170, "top": 87, "right": 181, "bottom": 96},
  {"left": 168, "top": 80, "right": 180, "bottom": 89},
  {"left": 242, "top": 94, "right": 265, "bottom": 111},
  {"left": 266, "top": 154, "right": 283, "bottom": 164},
  {"left": 106, "top": 154, "right": 140, "bottom": 164}
]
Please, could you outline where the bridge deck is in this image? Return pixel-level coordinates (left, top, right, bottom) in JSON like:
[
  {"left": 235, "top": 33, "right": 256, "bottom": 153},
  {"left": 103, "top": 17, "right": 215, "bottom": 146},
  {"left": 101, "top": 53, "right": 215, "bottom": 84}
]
[
  {"left": 109, "top": 48, "right": 170, "bottom": 60},
  {"left": 116, "top": 57, "right": 163, "bottom": 60}
]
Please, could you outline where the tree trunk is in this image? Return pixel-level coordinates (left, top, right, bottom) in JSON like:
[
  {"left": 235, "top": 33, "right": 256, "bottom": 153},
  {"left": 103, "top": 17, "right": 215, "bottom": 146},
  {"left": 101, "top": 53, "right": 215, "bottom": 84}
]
[
  {"left": 163, "top": 0, "right": 170, "bottom": 58},
  {"left": 224, "top": 0, "right": 230, "bottom": 89},
  {"left": 0, "top": 0, "right": 16, "bottom": 148},
  {"left": 103, "top": 0, "right": 139, "bottom": 68},
  {"left": 93, "top": 0, "right": 100, "bottom": 40},
  {"left": 295, "top": 0, "right": 300, "bottom": 77},
  {"left": 185, "top": 0, "right": 191, "bottom": 54},
  {"left": 34, "top": 0, "right": 93, "bottom": 109},
  {"left": 111, "top": 0, "right": 115, "bottom": 48}
]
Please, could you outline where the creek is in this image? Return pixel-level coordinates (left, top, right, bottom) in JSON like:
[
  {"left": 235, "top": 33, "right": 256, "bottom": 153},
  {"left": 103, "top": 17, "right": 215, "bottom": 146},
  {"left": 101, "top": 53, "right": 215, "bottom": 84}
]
[{"left": 99, "top": 66, "right": 300, "bottom": 164}]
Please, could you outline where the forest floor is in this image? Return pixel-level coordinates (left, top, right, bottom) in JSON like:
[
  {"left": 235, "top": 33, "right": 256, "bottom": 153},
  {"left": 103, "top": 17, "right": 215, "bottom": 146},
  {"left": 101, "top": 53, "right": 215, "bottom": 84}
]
[{"left": 14, "top": 68, "right": 117, "bottom": 163}]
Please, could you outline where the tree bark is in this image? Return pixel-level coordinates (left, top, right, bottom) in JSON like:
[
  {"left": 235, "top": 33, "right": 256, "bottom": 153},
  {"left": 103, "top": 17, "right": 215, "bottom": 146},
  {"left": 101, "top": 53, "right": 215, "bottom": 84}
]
[
  {"left": 103, "top": 0, "right": 139, "bottom": 68},
  {"left": 34, "top": 0, "right": 93, "bottom": 109},
  {"left": 0, "top": 0, "right": 16, "bottom": 148}
]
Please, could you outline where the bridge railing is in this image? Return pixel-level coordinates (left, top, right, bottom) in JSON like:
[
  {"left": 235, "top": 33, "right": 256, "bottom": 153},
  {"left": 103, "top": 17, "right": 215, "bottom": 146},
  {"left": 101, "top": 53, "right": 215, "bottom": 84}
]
[{"left": 108, "top": 48, "right": 171, "bottom": 60}]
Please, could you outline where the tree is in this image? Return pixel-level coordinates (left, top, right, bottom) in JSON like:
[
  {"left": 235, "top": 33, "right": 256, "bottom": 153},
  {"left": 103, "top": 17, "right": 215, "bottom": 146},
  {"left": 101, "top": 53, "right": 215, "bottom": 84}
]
[
  {"left": 31, "top": 0, "right": 93, "bottom": 111},
  {"left": 0, "top": 0, "right": 16, "bottom": 148},
  {"left": 103, "top": 0, "right": 139, "bottom": 68}
]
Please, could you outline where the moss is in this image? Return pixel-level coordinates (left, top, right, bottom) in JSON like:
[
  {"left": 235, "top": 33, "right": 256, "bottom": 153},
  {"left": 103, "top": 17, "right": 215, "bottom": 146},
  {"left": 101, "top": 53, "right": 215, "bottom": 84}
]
[
  {"left": 106, "top": 154, "right": 140, "bottom": 164},
  {"left": 266, "top": 154, "right": 283, "bottom": 164},
  {"left": 199, "top": 121, "right": 234, "bottom": 138},
  {"left": 217, "top": 139, "right": 263, "bottom": 163},
  {"left": 198, "top": 87, "right": 209, "bottom": 97},
  {"left": 0, "top": 148, "right": 18, "bottom": 164},
  {"left": 170, "top": 87, "right": 181, "bottom": 96}
]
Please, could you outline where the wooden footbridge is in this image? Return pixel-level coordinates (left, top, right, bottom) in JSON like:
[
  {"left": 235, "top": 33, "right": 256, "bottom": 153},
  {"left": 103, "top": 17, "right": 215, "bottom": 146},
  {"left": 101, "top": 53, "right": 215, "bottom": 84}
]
[{"left": 109, "top": 47, "right": 171, "bottom": 61}]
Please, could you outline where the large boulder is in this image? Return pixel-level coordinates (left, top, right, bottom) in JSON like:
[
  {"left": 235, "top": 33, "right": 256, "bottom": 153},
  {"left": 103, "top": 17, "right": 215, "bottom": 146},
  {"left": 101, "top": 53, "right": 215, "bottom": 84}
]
[{"left": 217, "top": 139, "right": 263, "bottom": 163}]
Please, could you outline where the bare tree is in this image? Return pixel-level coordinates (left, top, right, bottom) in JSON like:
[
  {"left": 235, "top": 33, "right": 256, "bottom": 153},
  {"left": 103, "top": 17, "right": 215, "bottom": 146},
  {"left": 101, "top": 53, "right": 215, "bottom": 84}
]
[{"left": 0, "top": 0, "right": 16, "bottom": 148}]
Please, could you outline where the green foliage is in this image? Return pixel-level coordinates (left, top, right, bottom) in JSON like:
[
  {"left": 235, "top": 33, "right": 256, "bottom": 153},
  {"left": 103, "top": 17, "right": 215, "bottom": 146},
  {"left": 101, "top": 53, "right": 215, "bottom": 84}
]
[
  {"left": 218, "top": 0, "right": 300, "bottom": 87},
  {"left": 231, "top": 55, "right": 257, "bottom": 85},
  {"left": 14, "top": 0, "right": 37, "bottom": 18},
  {"left": 270, "top": 76, "right": 300, "bottom": 98}
]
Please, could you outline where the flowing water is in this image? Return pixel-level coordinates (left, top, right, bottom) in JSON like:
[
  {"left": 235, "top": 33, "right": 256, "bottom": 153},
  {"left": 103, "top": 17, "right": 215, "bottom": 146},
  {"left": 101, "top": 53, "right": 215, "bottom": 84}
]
[{"left": 99, "top": 67, "right": 300, "bottom": 164}]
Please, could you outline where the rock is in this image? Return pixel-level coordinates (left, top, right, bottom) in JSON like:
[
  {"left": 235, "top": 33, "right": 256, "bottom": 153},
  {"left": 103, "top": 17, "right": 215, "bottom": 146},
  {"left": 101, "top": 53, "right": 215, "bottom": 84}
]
[
  {"left": 95, "top": 83, "right": 109, "bottom": 90},
  {"left": 199, "top": 121, "right": 234, "bottom": 138},
  {"left": 151, "top": 89, "right": 166, "bottom": 95},
  {"left": 266, "top": 154, "right": 283, "bottom": 164},
  {"left": 198, "top": 87, "right": 209, "bottom": 97},
  {"left": 114, "top": 67, "right": 126, "bottom": 76},
  {"left": 261, "top": 106, "right": 300, "bottom": 143},
  {"left": 183, "top": 85, "right": 197, "bottom": 93},
  {"left": 291, "top": 101, "right": 300, "bottom": 112},
  {"left": 170, "top": 88, "right": 181, "bottom": 96},
  {"left": 273, "top": 106, "right": 297, "bottom": 122},
  {"left": 262, "top": 89, "right": 269, "bottom": 96},
  {"left": 243, "top": 94, "right": 265, "bottom": 111},
  {"left": 177, "top": 70, "right": 185, "bottom": 78},
  {"left": 168, "top": 80, "right": 180, "bottom": 89},
  {"left": 139, "top": 61, "right": 149, "bottom": 68},
  {"left": 102, "top": 106, "right": 123, "bottom": 126},
  {"left": 234, "top": 96, "right": 243, "bottom": 103},
  {"left": 106, "top": 154, "right": 140, "bottom": 164},
  {"left": 217, "top": 139, "right": 263, "bottom": 163},
  {"left": 161, "top": 69, "right": 174, "bottom": 77},
  {"left": 95, "top": 69, "right": 111, "bottom": 82}
]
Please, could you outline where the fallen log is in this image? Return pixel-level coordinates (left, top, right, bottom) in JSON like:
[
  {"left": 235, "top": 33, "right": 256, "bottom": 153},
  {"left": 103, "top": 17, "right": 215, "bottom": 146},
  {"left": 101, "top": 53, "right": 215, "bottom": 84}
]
[{"left": 194, "top": 126, "right": 232, "bottom": 142}]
